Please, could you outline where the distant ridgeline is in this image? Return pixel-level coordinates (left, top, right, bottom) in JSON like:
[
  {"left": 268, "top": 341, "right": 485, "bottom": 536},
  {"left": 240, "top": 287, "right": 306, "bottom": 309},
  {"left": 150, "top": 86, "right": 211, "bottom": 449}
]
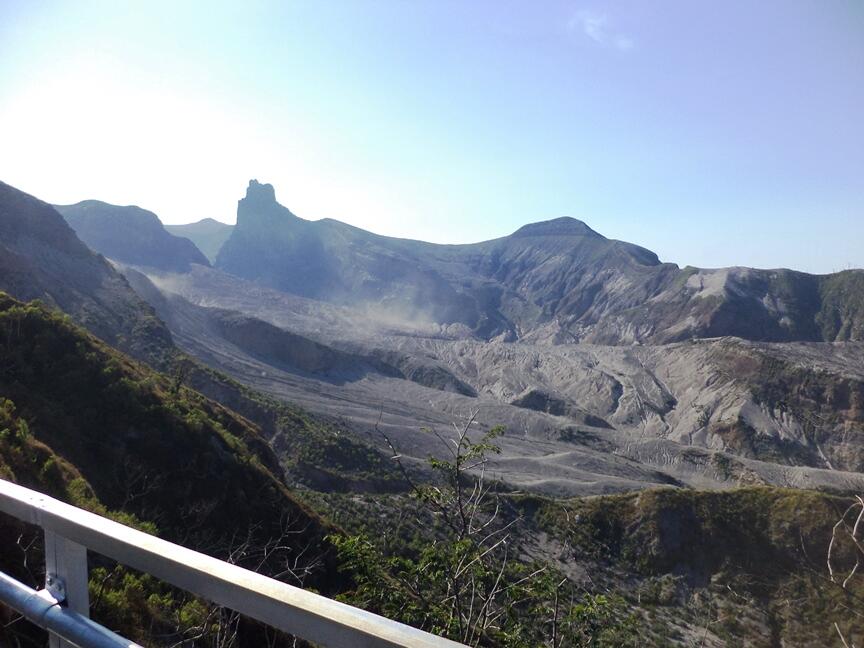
[
  {"left": 6, "top": 177, "right": 851, "bottom": 345},
  {"left": 165, "top": 217, "right": 233, "bottom": 264},
  {"left": 212, "top": 180, "right": 864, "bottom": 344}
]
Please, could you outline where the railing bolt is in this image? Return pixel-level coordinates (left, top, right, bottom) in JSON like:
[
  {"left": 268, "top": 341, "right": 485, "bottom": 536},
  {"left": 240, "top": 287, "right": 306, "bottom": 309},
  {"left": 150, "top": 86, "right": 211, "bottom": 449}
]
[{"left": 45, "top": 573, "right": 67, "bottom": 604}]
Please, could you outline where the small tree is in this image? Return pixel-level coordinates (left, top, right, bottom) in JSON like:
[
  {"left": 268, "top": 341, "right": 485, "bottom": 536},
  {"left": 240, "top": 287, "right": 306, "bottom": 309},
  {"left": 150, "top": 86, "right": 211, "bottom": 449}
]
[{"left": 331, "top": 411, "right": 636, "bottom": 647}]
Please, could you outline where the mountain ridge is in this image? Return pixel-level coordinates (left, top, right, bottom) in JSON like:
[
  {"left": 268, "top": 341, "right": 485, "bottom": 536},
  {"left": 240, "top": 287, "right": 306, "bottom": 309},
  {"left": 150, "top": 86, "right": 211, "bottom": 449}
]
[
  {"left": 57, "top": 199, "right": 210, "bottom": 272},
  {"left": 15, "top": 176, "right": 864, "bottom": 347},
  {"left": 213, "top": 180, "right": 864, "bottom": 344},
  {"left": 0, "top": 181, "right": 175, "bottom": 365},
  {"left": 3, "top": 177, "right": 864, "bottom": 645}
]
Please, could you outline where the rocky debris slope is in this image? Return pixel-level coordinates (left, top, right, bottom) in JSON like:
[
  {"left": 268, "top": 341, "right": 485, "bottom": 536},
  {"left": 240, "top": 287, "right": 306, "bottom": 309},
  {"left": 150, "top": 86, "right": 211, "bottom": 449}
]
[{"left": 128, "top": 262, "right": 864, "bottom": 497}]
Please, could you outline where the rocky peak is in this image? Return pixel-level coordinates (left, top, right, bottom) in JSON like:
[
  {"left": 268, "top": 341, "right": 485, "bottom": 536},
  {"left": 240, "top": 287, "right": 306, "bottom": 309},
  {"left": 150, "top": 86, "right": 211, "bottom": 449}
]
[
  {"left": 512, "top": 217, "right": 603, "bottom": 239},
  {"left": 236, "top": 180, "right": 300, "bottom": 229},
  {"left": 244, "top": 179, "right": 276, "bottom": 205}
]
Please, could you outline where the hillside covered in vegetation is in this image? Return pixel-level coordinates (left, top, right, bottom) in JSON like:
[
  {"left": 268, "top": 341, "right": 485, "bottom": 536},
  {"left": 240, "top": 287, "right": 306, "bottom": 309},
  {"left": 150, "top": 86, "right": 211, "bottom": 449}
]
[
  {"left": 0, "top": 293, "right": 345, "bottom": 645},
  {"left": 1, "top": 293, "right": 863, "bottom": 645}
]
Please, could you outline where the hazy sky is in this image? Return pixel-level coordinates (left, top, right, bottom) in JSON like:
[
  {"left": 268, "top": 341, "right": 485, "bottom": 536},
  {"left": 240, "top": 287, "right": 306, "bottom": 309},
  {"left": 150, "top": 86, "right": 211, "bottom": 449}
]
[{"left": 1, "top": 1, "right": 862, "bottom": 273}]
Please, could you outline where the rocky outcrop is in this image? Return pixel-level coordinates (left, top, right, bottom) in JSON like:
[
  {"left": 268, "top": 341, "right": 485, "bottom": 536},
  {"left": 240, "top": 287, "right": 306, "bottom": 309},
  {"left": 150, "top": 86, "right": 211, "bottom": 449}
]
[{"left": 510, "top": 388, "right": 611, "bottom": 427}]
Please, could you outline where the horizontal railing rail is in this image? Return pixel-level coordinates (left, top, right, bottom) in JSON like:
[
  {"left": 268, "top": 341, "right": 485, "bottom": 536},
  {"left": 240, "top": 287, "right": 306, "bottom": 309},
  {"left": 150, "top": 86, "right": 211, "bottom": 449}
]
[
  {"left": 0, "top": 479, "right": 466, "bottom": 648},
  {"left": 0, "top": 571, "right": 138, "bottom": 648}
]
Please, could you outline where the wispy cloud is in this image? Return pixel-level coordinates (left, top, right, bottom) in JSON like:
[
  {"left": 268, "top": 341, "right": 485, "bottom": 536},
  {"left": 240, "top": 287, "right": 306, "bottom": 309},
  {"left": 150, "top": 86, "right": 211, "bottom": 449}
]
[{"left": 567, "top": 9, "right": 635, "bottom": 52}]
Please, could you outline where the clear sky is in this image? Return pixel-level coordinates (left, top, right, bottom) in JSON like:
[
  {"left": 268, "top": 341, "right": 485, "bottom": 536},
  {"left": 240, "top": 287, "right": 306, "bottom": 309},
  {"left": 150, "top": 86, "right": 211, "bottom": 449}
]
[{"left": 1, "top": 1, "right": 862, "bottom": 273}]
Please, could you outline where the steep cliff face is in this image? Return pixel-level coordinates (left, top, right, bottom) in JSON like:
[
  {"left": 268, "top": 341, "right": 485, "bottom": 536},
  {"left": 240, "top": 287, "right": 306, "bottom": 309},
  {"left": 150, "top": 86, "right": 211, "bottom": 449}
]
[
  {"left": 716, "top": 340, "right": 864, "bottom": 472},
  {"left": 817, "top": 270, "right": 864, "bottom": 341},
  {"left": 0, "top": 181, "right": 174, "bottom": 365},
  {"left": 216, "top": 180, "right": 343, "bottom": 298},
  {"left": 58, "top": 200, "right": 210, "bottom": 271}
]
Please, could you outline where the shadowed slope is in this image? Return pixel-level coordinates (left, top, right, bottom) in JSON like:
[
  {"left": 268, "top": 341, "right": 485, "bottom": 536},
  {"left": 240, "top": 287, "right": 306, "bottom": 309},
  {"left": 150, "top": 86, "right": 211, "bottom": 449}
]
[
  {"left": 58, "top": 200, "right": 210, "bottom": 271},
  {"left": 0, "top": 180, "right": 174, "bottom": 364}
]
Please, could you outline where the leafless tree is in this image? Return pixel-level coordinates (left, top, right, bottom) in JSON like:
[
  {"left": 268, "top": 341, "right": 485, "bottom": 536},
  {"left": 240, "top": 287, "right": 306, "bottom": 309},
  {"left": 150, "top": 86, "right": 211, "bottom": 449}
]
[
  {"left": 115, "top": 457, "right": 166, "bottom": 512},
  {"left": 828, "top": 495, "right": 864, "bottom": 648},
  {"left": 166, "top": 510, "right": 324, "bottom": 648}
]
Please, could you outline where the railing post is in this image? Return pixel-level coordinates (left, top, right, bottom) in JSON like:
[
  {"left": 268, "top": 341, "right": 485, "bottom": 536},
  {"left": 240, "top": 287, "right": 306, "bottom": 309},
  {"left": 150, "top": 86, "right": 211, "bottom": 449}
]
[
  {"left": 0, "top": 479, "right": 468, "bottom": 647},
  {"left": 45, "top": 530, "right": 89, "bottom": 648}
]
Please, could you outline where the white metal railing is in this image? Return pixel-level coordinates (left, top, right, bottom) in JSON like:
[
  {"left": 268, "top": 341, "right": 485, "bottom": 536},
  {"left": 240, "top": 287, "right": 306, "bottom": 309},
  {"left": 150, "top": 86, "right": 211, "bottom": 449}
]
[{"left": 0, "top": 479, "right": 466, "bottom": 648}]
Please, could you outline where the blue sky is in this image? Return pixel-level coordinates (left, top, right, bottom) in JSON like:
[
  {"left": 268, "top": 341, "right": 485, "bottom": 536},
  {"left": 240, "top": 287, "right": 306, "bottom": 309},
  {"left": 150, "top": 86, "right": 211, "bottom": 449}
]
[{"left": 1, "top": 1, "right": 862, "bottom": 273}]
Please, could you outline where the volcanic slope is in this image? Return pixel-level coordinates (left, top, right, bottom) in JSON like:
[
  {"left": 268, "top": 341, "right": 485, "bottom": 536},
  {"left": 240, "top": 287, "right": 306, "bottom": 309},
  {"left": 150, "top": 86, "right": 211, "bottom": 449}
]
[
  {"left": 128, "top": 262, "right": 864, "bottom": 497},
  {"left": 58, "top": 179, "right": 864, "bottom": 496}
]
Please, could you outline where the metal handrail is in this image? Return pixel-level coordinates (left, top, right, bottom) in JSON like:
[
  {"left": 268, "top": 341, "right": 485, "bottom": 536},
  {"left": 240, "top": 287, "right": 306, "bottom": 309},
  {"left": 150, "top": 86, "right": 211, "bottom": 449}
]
[
  {"left": 0, "top": 571, "right": 138, "bottom": 648},
  {"left": 0, "top": 479, "right": 466, "bottom": 648}
]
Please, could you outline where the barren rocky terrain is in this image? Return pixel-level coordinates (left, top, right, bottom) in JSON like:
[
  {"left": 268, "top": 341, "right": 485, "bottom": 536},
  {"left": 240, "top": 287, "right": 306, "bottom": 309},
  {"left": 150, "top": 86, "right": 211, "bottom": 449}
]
[
  {"left": 127, "top": 262, "right": 864, "bottom": 497},
  {"left": 36, "top": 178, "right": 864, "bottom": 497}
]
